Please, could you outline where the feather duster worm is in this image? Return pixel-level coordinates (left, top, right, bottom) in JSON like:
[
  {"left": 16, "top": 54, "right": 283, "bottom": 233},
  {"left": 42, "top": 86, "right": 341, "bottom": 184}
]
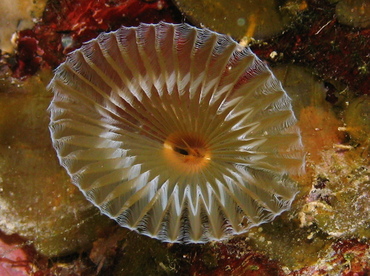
[{"left": 48, "top": 22, "right": 304, "bottom": 243}]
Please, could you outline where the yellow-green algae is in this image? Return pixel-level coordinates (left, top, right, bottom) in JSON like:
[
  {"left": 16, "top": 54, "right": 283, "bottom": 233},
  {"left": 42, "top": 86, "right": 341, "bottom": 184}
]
[
  {"left": 344, "top": 95, "right": 370, "bottom": 144},
  {"left": 173, "top": 0, "right": 307, "bottom": 41},
  {"left": 336, "top": 0, "right": 370, "bottom": 29},
  {"left": 0, "top": 70, "right": 116, "bottom": 256}
]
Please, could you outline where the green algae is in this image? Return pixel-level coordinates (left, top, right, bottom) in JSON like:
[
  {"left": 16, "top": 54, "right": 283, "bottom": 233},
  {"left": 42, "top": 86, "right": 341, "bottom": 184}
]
[
  {"left": 0, "top": 71, "right": 116, "bottom": 256},
  {"left": 272, "top": 65, "right": 330, "bottom": 118}
]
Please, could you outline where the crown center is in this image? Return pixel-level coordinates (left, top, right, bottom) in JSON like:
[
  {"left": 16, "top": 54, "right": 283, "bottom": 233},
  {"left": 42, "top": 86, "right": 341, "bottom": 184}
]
[{"left": 163, "top": 132, "right": 211, "bottom": 174}]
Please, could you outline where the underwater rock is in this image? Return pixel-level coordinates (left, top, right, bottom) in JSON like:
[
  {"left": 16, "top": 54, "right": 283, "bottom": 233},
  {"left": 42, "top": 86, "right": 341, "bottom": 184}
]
[
  {"left": 294, "top": 239, "right": 370, "bottom": 275},
  {"left": 299, "top": 147, "right": 370, "bottom": 238}
]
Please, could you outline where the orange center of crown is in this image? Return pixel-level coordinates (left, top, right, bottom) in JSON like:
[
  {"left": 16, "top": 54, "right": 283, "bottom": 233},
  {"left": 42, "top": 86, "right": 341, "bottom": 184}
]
[{"left": 163, "top": 132, "right": 211, "bottom": 174}]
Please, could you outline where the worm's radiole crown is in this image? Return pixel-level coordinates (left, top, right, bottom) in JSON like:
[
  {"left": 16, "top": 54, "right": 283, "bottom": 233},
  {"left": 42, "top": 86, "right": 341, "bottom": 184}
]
[{"left": 48, "top": 22, "right": 304, "bottom": 243}]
